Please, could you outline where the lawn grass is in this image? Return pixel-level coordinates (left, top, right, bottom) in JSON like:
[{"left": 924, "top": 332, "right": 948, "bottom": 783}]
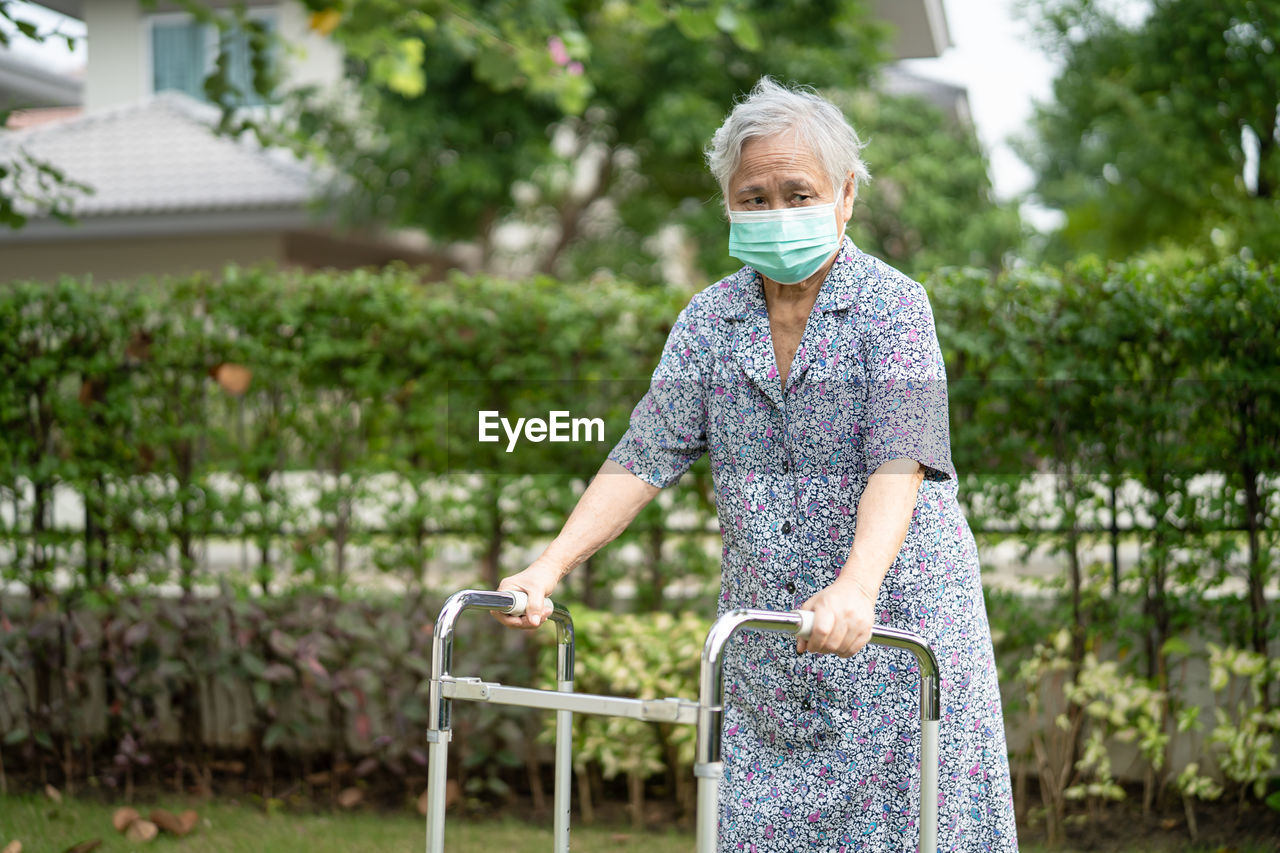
[
  {"left": 3, "top": 794, "right": 1276, "bottom": 852},
  {"left": 0, "top": 794, "right": 691, "bottom": 852}
]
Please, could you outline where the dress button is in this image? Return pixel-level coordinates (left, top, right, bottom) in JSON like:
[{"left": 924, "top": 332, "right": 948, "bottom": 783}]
[
  {"left": 782, "top": 520, "right": 792, "bottom": 534},
  {"left": 785, "top": 581, "right": 796, "bottom": 594}
]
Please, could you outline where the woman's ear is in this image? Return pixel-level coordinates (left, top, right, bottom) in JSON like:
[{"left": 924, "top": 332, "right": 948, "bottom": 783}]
[{"left": 840, "top": 175, "right": 856, "bottom": 217}]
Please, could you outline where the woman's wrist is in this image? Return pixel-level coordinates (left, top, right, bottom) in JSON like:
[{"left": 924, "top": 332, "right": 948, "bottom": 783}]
[
  {"left": 836, "top": 569, "right": 878, "bottom": 603},
  {"left": 528, "top": 551, "right": 571, "bottom": 591},
  {"left": 836, "top": 550, "right": 878, "bottom": 603}
]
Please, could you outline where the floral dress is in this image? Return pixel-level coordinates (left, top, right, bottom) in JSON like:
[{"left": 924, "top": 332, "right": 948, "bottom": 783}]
[{"left": 607, "top": 237, "right": 1018, "bottom": 852}]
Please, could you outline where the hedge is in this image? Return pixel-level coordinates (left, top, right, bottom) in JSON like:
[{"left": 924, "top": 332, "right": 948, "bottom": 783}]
[{"left": 1, "top": 254, "right": 1278, "bottom": 832}]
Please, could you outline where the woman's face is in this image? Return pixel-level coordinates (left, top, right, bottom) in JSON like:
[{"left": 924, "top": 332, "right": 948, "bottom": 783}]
[{"left": 728, "top": 132, "right": 855, "bottom": 230}]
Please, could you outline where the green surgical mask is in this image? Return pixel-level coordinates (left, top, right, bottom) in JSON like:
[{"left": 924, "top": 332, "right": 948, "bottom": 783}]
[{"left": 728, "top": 199, "right": 842, "bottom": 284}]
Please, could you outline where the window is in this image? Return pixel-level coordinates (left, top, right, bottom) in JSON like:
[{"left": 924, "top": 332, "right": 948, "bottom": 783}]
[{"left": 149, "top": 10, "right": 278, "bottom": 106}]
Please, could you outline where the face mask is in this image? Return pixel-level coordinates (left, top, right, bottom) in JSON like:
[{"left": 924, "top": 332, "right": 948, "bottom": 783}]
[{"left": 727, "top": 198, "right": 843, "bottom": 285}]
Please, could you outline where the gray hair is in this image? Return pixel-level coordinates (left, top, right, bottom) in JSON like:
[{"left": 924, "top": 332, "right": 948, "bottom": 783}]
[{"left": 705, "top": 76, "right": 871, "bottom": 202}]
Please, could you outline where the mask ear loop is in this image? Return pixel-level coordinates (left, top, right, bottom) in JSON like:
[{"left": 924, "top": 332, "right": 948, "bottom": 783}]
[{"left": 833, "top": 177, "right": 856, "bottom": 239}]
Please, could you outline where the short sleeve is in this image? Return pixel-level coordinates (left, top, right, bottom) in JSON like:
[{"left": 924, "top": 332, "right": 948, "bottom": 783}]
[
  {"left": 860, "top": 273, "right": 956, "bottom": 483},
  {"left": 606, "top": 304, "right": 707, "bottom": 488}
]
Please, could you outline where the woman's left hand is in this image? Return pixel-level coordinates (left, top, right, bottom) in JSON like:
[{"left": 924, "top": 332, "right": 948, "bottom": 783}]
[{"left": 796, "top": 575, "right": 877, "bottom": 657}]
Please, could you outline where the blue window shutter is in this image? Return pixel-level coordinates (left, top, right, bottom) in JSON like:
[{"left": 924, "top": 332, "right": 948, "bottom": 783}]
[{"left": 152, "top": 19, "right": 207, "bottom": 99}]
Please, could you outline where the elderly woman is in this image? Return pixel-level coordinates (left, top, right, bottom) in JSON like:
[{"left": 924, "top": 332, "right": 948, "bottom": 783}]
[{"left": 496, "top": 77, "right": 1018, "bottom": 851}]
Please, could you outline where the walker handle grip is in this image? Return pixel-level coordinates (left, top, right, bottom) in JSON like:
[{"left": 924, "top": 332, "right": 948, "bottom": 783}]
[
  {"left": 794, "top": 610, "right": 814, "bottom": 640},
  {"left": 502, "top": 590, "right": 554, "bottom": 617}
]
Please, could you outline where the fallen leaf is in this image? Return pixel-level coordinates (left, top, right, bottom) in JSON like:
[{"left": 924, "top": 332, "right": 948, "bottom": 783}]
[
  {"left": 111, "top": 807, "right": 140, "bottom": 832},
  {"left": 336, "top": 787, "right": 362, "bottom": 809},
  {"left": 44, "top": 784, "right": 62, "bottom": 805},
  {"left": 149, "top": 809, "right": 181, "bottom": 835},
  {"left": 150, "top": 808, "right": 198, "bottom": 837},
  {"left": 212, "top": 363, "right": 253, "bottom": 395},
  {"left": 124, "top": 820, "right": 157, "bottom": 843}
]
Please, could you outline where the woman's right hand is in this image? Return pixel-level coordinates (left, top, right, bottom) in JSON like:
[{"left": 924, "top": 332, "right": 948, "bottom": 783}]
[{"left": 492, "top": 559, "right": 561, "bottom": 629}]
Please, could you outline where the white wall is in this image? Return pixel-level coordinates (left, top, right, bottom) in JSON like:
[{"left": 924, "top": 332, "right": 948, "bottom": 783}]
[
  {"left": 275, "top": 1, "right": 344, "bottom": 92},
  {"left": 83, "top": 0, "right": 145, "bottom": 111},
  {"left": 82, "top": 0, "right": 345, "bottom": 113}
]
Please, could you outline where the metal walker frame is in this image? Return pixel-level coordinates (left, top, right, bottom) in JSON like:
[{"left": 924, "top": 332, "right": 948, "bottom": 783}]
[{"left": 425, "top": 589, "right": 940, "bottom": 852}]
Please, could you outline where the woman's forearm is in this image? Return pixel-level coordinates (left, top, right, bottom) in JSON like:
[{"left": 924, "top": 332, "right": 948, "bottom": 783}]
[
  {"left": 538, "top": 458, "right": 661, "bottom": 581},
  {"left": 838, "top": 457, "right": 925, "bottom": 597}
]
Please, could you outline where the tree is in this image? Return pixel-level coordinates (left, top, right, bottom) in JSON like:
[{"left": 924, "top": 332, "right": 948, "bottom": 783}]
[
  {"left": 1015, "top": 0, "right": 1280, "bottom": 263},
  {"left": 838, "top": 90, "right": 1025, "bottom": 277},
  {"left": 285, "top": 1, "right": 1028, "bottom": 282},
  {"left": 277, "top": 0, "right": 895, "bottom": 283}
]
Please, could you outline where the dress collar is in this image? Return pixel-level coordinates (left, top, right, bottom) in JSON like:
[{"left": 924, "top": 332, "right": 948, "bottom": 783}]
[{"left": 712, "top": 235, "right": 866, "bottom": 321}]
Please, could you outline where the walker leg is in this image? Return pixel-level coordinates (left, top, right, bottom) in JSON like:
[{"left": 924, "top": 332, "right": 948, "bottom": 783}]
[
  {"left": 425, "top": 735, "right": 450, "bottom": 853},
  {"left": 553, "top": 680, "right": 573, "bottom": 853},
  {"left": 694, "top": 764, "right": 722, "bottom": 853},
  {"left": 920, "top": 718, "right": 939, "bottom": 853}
]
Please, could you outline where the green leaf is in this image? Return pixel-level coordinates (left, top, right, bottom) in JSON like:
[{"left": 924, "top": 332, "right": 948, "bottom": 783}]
[
  {"left": 633, "top": 0, "right": 667, "bottom": 28},
  {"left": 473, "top": 44, "right": 521, "bottom": 92},
  {"left": 263, "top": 722, "right": 286, "bottom": 750},
  {"left": 373, "top": 38, "right": 426, "bottom": 97},
  {"left": 731, "top": 17, "right": 762, "bottom": 52},
  {"left": 241, "top": 652, "right": 267, "bottom": 678},
  {"left": 673, "top": 7, "right": 717, "bottom": 41}
]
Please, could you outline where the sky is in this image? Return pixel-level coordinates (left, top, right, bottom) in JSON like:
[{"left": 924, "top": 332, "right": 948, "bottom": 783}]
[
  {"left": 903, "top": 0, "right": 1061, "bottom": 202},
  {"left": 4, "top": 0, "right": 1071, "bottom": 220}
]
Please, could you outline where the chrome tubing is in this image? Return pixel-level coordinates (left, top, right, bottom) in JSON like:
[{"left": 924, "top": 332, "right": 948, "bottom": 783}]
[
  {"left": 693, "top": 609, "right": 941, "bottom": 853},
  {"left": 425, "top": 589, "right": 575, "bottom": 853}
]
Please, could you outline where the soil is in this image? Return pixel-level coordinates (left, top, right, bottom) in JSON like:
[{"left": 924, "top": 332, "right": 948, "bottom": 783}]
[{"left": 1015, "top": 781, "right": 1280, "bottom": 851}]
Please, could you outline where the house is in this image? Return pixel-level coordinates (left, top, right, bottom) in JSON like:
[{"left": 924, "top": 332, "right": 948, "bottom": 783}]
[
  {"left": 0, "top": 0, "right": 443, "bottom": 283},
  {"left": 0, "top": 49, "right": 81, "bottom": 112},
  {"left": 0, "top": 0, "right": 960, "bottom": 284}
]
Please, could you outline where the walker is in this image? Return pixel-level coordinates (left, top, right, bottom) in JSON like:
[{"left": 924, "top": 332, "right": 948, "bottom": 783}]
[{"left": 424, "top": 589, "right": 940, "bottom": 852}]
